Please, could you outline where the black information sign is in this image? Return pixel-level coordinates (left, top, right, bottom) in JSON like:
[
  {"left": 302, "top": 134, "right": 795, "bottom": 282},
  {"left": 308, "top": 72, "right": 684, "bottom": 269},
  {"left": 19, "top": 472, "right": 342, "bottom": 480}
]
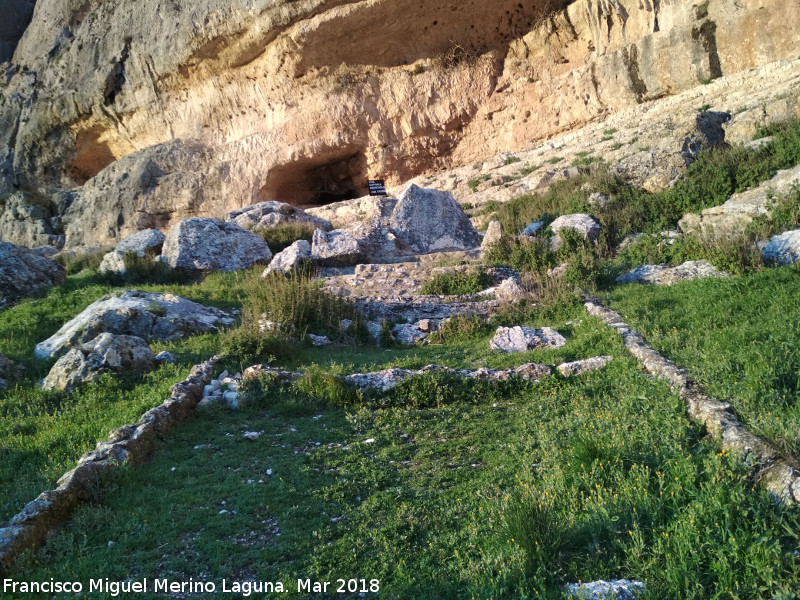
[{"left": 368, "top": 180, "right": 388, "bottom": 196}]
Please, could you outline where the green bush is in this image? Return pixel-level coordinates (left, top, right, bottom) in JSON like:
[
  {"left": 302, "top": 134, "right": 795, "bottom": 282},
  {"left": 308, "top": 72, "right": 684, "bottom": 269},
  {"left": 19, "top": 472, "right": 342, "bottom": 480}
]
[
  {"left": 420, "top": 269, "right": 493, "bottom": 296},
  {"left": 255, "top": 223, "right": 317, "bottom": 254},
  {"left": 293, "top": 363, "right": 362, "bottom": 407}
]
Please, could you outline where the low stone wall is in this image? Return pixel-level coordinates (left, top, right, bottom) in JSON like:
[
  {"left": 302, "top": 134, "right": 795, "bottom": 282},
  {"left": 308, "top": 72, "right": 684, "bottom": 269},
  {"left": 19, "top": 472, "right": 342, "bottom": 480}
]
[
  {"left": 585, "top": 300, "right": 800, "bottom": 504},
  {"left": 0, "top": 357, "right": 218, "bottom": 573}
]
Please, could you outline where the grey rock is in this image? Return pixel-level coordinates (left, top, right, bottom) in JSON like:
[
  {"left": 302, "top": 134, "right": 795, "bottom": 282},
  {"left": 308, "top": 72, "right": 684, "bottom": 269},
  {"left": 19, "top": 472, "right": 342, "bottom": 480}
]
[
  {"left": 99, "top": 229, "right": 166, "bottom": 274},
  {"left": 32, "top": 246, "right": 60, "bottom": 258},
  {"left": 389, "top": 184, "right": 481, "bottom": 254},
  {"left": 481, "top": 221, "right": 504, "bottom": 250},
  {"left": 557, "top": 356, "right": 613, "bottom": 377},
  {"left": 616, "top": 260, "right": 727, "bottom": 285},
  {"left": 392, "top": 323, "right": 428, "bottom": 345},
  {"left": 515, "top": 363, "right": 554, "bottom": 381},
  {"left": 758, "top": 229, "right": 800, "bottom": 265},
  {"left": 311, "top": 221, "right": 402, "bottom": 267},
  {"left": 227, "top": 201, "right": 332, "bottom": 231},
  {"left": 521, "top": 221, "right": 545, "bottom": 236},
  {"left": 0, "top": 241, "right": 66, "bottom": 304},
  {"left": 154, "top": 351, "right": 177, "bottom": 364},
  {"left": 365, "top": 321, "right": 383, "bottom": 345},
  {"left": 565, "top": 579, "right": 645, "bottom": 599},
  {"left": 35, "top": 290, "right": 234, "bottom": 359},
  {"left": 262, "top": 240, "right": 311, "bottom": 276},
  {"left": 163, "top": 218, "right": 272, "bottom": 272},
  {"left": 489, "top": 326, "right": 567, "bottom": 353},
  {"left": 550, "top": 214, "right": 602, "bottom": 249},
  {"left": 308, "top": 334, "right": 332, "bottom": 347},
  {"left": 41, "top": 333, "right": 154, "bottom": 392},
  {"left": 495, "top": 278, "right": 525, "bottom": 303}
]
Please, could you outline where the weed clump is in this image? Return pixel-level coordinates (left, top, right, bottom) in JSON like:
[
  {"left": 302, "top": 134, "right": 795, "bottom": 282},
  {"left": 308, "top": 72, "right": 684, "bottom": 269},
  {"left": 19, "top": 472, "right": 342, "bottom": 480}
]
[
  {"left": 254, "top": 223, "right": 316, "bottom": 254},
  {"left": 420, "top": 270, "right": 493, "bottom": 296}
]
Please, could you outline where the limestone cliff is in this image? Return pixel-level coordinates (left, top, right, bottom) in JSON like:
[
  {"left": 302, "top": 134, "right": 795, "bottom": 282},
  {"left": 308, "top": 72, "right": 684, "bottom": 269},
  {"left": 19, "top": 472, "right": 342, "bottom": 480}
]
[{"left": 0, "top": 0, "right": 798, "bottom": 249}]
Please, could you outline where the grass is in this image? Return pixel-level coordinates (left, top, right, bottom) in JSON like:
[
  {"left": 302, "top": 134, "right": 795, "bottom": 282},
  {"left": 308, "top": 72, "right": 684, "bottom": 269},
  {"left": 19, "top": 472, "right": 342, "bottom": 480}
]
[
  {"left": 8, "top": 309, "right": 800, "bottom": 598},
  {"left": 608, "top": 264, "right": 800, "bottom": 458}
]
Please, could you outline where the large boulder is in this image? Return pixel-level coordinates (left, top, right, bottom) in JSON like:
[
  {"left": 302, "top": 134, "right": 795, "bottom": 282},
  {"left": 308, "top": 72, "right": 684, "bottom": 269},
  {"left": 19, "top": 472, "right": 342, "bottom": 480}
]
[
  {"left": 388, "top": 184, "right": 481, "bottom": 254},
  {"left": 311, "top": 221, "right": 406, "bottom": 267},
  {"left": 549, "top": 214, "right": 602, "bottom": 249},
  {"left": 0, "top": 241, "right": 66, "bottom": 305},
  {"left": 758, "top": 229, "right": 800, "bottom": 265},
  {"left": 616, "top": 260, "right": 727, "bottom": 285},
  {"left": 41, "top": 333, "right": 154, "bottom": 392},
  {"left": 489, "top": 326, "right": 567, "bottom": 353},
  {"left": 162, "top": 218, "right": 272, "bottom": 271},
  {"left": 98, "top": 229, "right": 167, "bottom": 274},
  {"left": 35, "top": 290, "right": 235, "bottom": 359},
  {"left": 227, "top": 202, "right": 332, "bottom": 231}
]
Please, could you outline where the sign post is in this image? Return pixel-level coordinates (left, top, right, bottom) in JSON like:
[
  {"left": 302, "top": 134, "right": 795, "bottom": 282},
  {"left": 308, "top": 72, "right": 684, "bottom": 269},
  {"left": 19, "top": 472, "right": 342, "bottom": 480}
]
[{"left": 367, "top": 180, "right": 388, "bottom": 196}]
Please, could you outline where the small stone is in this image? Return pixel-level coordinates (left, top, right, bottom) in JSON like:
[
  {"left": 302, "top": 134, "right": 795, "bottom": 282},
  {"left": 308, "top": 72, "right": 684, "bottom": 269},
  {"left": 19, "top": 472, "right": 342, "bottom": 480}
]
[
  {"left": 364, "top": 438, "right": 376, "bottom": 444},
  {"left": 418, "top": 319, "right": 432, "bottom": 332},
  {"left": 587, "top": 192, "right": 611, "bottom": 208},
  {"left": 521, "top": 221, "right": 545, "bottom": 236},
  {"left": 266, "top": 469, "right": 274, "bottom": 476},
  {"left": 481, "top": 220, "right": 504, "bottom": 250},
  {"left": 154, "top": 351, "right": 177, "bottom": 364},
  {"left": 557, "top": 356, "right": 613, "bottom": 377},
  {"left": 490, "top": 326, "right": 567, "bottom": 353},
  {"left": 565, "top": 579, "right": 645, "bottom": 599},
  {"left": 308, "top": 334, "right": 332, "bottom": 347},
  {"left": 392, "top": 323, "right": 427, "bottom": 345},
  {"left": 495, "top": 278, "right": 524, "bottom": 303},
  {"left": 243, "top": 431, "right": 261, "bottom": 440},
  {"left": 616, "top": 260, "right": 726, "bottom": 285}
]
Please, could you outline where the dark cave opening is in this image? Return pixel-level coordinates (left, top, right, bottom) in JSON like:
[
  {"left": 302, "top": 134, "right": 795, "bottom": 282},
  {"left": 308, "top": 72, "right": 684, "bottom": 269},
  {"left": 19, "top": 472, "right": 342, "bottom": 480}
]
[{"left": 259, "top": 151, "right": 368, "bottom": 208}]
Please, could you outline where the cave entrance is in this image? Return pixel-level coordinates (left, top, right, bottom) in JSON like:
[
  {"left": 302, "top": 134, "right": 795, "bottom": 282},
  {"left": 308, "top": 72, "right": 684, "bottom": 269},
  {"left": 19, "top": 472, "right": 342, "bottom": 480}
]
[{"left": 259, "top": 151, "right": 368, "bottom": 208}]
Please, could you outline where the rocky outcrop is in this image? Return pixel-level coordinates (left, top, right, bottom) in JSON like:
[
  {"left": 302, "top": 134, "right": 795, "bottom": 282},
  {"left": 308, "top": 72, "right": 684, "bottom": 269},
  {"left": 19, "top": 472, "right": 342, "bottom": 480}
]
[
  {"left": 679, "top": 165, "right": 800, "bottom": 239},
  {"left": 0, "top": 241, "right": 65, "bottom": 305},
  {"left": 98, "top": 229, "right": 166, "bottom": 274},
  {"left": 616, "top": 260, "right": 727, "bottom": 286},
  {"left": 34, "top": 290, "right": 234, "bottom": 359},
  {"left": 489, "top": 326, "right": 566, "bottom": 353},
  {"left": 2, "top": 0, "right": 798, "bottom": 249},
  {"left": 262, "top": 239, "right": 312, "bottom": 276},
  {"left": 227, "top": 202, "right": 332, "bottom": 231},
  {"left": 758, "top": 229, "right": 800, "bottom": 265},
  {"left": 41, "top": 333, "right": 154, "bottom": 392},
  {"left": 162, "top": 218, "right": 273, "bottom": 271}
]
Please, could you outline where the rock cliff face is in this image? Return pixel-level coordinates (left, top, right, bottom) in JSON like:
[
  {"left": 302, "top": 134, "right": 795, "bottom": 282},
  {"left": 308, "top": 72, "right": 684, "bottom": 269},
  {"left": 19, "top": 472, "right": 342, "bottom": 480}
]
[{"left": 0, "top": 0, "right": 799, "bottom": 249}]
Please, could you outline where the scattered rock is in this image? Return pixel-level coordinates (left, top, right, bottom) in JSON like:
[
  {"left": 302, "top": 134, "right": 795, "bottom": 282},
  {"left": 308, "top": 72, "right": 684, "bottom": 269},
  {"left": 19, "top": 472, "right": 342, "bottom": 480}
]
[
  {"left": 308, "top": 334, "right": 332, "bottom": 347},
  {"left": 565, "top": 579, "right": 646, "bottom": 599},
  {"left": 557, "top": 356, "right": 613, "bottom": 377},
  {"left": 389, "top": 184, "right": 481, "bottom": 254},
  {"left": 41, "top": 333, "right": 154, "bottom": 392},
  {"left": 489, "top": 326, "right": 566, "bottom": 353},
  {"left": 757, "top": 229, "right": 800, "bottom": 265},
  {"left": 0, "top": 241, "right": 65, "bottom": 304},
  {"left": 227, "top": 201, "right": 332, "bottom": 231},
  {"left": 34, "top": 290, "right": 234, "bottom": 359},
  {"left": 616, "top": 260, "right": 727, "bottom": 285},
  {"left": 521, "top": 221, "right": 545, "bottom": 236},
  {"left": 481, "top": 221, "right": 504, "bottom": 250},
  {"left": 262, "top": 240, "right": 312, "bottom": 276},
  {"left": 550, "top": 214, "right": 602, "bottom": 249},
  {"left": 163, "top": 218, "right": 273, "bottom": 271},
  {"left": 98, "top": 229, "right": 166, "bottom": 274},
  {"left": 154, "top": 351, "right": 177, "bottom": 364}
]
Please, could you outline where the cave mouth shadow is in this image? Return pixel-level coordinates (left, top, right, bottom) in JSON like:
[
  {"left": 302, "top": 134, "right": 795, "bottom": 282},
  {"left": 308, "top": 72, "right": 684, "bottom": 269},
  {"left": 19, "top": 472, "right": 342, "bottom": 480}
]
[{"left": 259, "top": 150, "right": 369, "bottom": 209}]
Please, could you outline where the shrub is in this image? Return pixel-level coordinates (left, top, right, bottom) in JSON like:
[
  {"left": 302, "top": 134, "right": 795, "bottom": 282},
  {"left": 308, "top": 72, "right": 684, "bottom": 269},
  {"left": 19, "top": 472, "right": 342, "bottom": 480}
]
[
  {"left": 420, "top": 269, "right": 493, "bottom": 296},
  {"left": 255, "top": 223, "right": 316, "bottom": 254},
  {"left": 433, "top": 314, "right": 491, "bottom": 343},
  {"left": 99, "top": 253, "right": 196, "bottom": 286},
  {"left": 293, "top": 363, "right": 362, "bottom": 407},
  {"left": 54, "top": 247, "right": 112, "bottom": 275}
]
